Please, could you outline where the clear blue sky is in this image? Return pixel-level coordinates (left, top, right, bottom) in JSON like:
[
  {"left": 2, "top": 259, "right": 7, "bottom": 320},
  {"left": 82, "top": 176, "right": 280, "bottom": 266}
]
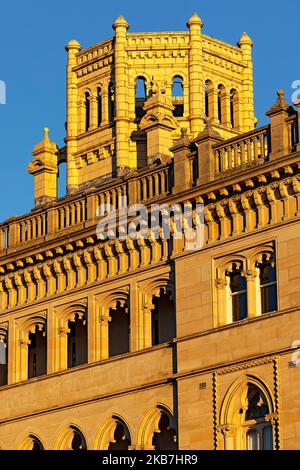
[{"left": 0, "top": 0, "right": 298, "bottom": 222}]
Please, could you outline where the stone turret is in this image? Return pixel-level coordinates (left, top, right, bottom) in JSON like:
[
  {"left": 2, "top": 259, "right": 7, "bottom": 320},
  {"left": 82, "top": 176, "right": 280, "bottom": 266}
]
[{"left": 28, "top": 128, "right": 58, "bottom": 207}]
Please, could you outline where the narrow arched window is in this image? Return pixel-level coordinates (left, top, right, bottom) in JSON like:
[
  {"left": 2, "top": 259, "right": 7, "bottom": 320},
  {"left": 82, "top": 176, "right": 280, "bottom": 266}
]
[
  {"left": 71, "top": 429, "right": 87, "bottom": 450},
  {"left": 108, "top": 82, "right": 115, "bottom": 122},
  {"left": 109, "top": 302, "right": 130, "bottom": 357},
  {"left": 172, "top": 76, "right": 184, "bottom": 117},
  {"left": 84, "top": 92, "right": 90, "bottom": 132},
  {"left": 228, "top": 265, "right": 247, "bottom": 321},
  {"left": 58, "top": 161, "right": 67, "bottom": 198},
  {"left": 205, "top": 80, "right": 213, "bottom": 118},
  {"left": 108, "top": 421, "right": 131, "bottom": 450},
  {"left": 97, "top": 87, "right": 102, "bottom": 127},
  {"left": 67, "top": 314, "right": 88, "bottom": 368},
  {"left": 205, "top": 84, "right": 209, "bottom": 117},
  {"left": 259, "top": 256, "right": 277, "bottom": 314},
  {"left": 230, "top": 90, "right": 235, "bottom": 128},
  {"left": 244, "top": 384, "right": 273, "bottom": 450},
  {"left": 151, "top": 289, "right": 175, "bottom": 345},
  {"left": 31, "top": 436, "right": 44, "bottom": 451},
  {"left": 152, "top": 412, "right": 177, "bottom": 450},
  {"left": 28, "top": 326, "right": 47, "bottom": 379},
  {"left": 230, "top": 89, "right": 239, "bottom": 129},
  {"left": 0, "top": 335, "right": 8, "bottom": 386},
  {"left": 218, "top": 85, "right": 225, "bottom": 123},
  {"left": 135, "top": 77, "right": 147, "bottom": 118}
]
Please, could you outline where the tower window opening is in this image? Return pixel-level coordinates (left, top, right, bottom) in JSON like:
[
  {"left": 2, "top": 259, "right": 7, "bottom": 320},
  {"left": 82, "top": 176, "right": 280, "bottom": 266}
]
[
  {"left": 108, "top": 82, "right": 115, "bottom": 122},
  {"left": 218, "top": 85, "right": 224, "bottom": 123},
  {"left": 205, "top": 84, "right": 209, "bottom": 118},
  {"left": 97, "top": 87, "right": 102, "bottom": 127},
  {"left": 0, "top": 337, "right": 8, "bottom": 386},
  {"left": 135, "top": 77, "right": 147, "bottom": 119},
  {"left": 172, "top": 76, "right": 184, "bottom": 117},
  {"left": 230, "top": 89, "right": 239, "bottom": 129},
  {"left": 84, "top": 92, "right": 90, "bottom": 132}
]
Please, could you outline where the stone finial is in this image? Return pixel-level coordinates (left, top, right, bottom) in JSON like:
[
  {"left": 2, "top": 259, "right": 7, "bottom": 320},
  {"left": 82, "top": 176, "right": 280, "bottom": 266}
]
[
  {"left": 65, "top": 39, "right": 81, "bottom": 52},
  {"left": 171, "top": 128, "right": 190, "bottom": 151},
  {"left": 237, "top": 32, "right": 253, "bottom": 48},
  {"left": 178, "top": 127, "right": 190, "bottom": 145},
  {"left": 187, "top": 12, "right": 204, "bottom": 28},
  {"left": 113, "top": 15, "right": 129, "bottom": 30},
  {"left": 266, "top": 90, "right": 291, "bottom": 116},
  {"left": 32, "top": 128, "right": 57, "bottom": 156},
  {"left": 194, "top": 118, "right": 223, "bottom": 141}
]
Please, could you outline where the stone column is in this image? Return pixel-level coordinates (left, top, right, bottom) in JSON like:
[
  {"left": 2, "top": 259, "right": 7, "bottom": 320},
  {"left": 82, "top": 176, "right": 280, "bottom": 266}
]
[
  {"left": 57, "top": 322, "right": 69, "bottom": 371},
  {"left": 238, "top": 32, "right": 255, "bottom": 132},
  {"left": 90, "top": 94, "right": 98, "bottom": 130},
  {"left": 16, "top": 332, "right": 30, "bottom": 382},
  {"left": 99, "top": 307, "right": 111, "bottom": 360},
  {"left": 46, "top": 306, "right": 57, "bottom": 374},
  {"left": 65, "top": 39, "right": 81, "bottom": 193},
  {"left": 113, "top": 16, "right": 130, "bottom": 173},
  {"left": 187, "top": 13, "right": 205, "bottom": 136},
  {"left": 243, "top": 270, "right": 258, "bottom": 318},
  {"left": 87, "top": 294, "right": 98, "bottom": 363},
  {"left": 215, "top": 279, "right": 228, "bottom": 326}
]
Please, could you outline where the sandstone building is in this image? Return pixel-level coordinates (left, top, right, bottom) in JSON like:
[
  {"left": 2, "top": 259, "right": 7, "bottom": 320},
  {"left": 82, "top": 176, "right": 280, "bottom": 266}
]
[{"left": 0, "top": 13, "right": 299, "bottom": 450}]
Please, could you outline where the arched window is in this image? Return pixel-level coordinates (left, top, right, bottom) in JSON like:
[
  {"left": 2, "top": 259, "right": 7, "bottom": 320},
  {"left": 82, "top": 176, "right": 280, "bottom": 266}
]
[
  {"left": 71, "top": 428, "right": 87, "bottom": 450},
  {"left": 152, "top": 412, "right": 177, "bottom": 450},
  {"left": 151, "top": 289, "right": 176, "bottom": 346},
  {"left": 172, "top": 76, "right": 184, "bottom": 117},
  {"left": 219, "top": 378, "right": 276, "bottom": 450},
  {"left": 244, "top": 384, "right": 273, "bottom": 450},
  {"left": 96, "top": 416, "right": 131, "bottom": 450},
  {"left": 230, "top": 89, "right": 239, "bottom": 129},
  {"left": 135, "top": 77, "right": 147, "bottom": 118},
  {"left": 109, "top": 302, "right": 130, "bottom": 357},
  {"left": 108, "top": 82, "right": 115, "bottom": 122},
  {"left": 205, "top": 80, "right": 213, "bottom": 118},
  {"left": 205, "top": 83, "right": 209, "bottom": 117},
  {"left": 31, "top": 436, "right": 44, "bottom": 451},
  {"left": 67, "top": 313, "right": 87, "bottom": 368},
  {"left": 56, "top": 426, "right": 87, "bottom": 450},
  {"left": 84, "top": 92, "right": 90, "bottom": 132},
  {"left": 0, "top": 333, "right": 8, "bottom": 386},
  {"left": 258, "top": 255, "right": 277, "bottom": 314},
  {"left": 58, "top": 161, "right": 67, "bottom": 198},
  {"left": 20, "top": 434, "right": 44, "bottom": 450},
  {"left": 218, "top": 84, "right": 226, "bottom": 124},
  {"left": 97, "top": 87, "right": 102, "bottom": 127},
  {"left": 227, "top": 264, "right": 247, "bottom": 321},
  {"left": 108, "top": 421, "right": 131, "bottom": 450},
  {"left": 28, "top": 326, "right": 47, "bottom": 379}
]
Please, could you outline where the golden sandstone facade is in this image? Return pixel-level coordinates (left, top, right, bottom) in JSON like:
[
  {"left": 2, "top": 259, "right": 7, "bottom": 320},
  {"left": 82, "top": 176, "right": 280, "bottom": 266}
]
[{"left": 0, "top": 12, "right": 299, "bottom": 450}]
